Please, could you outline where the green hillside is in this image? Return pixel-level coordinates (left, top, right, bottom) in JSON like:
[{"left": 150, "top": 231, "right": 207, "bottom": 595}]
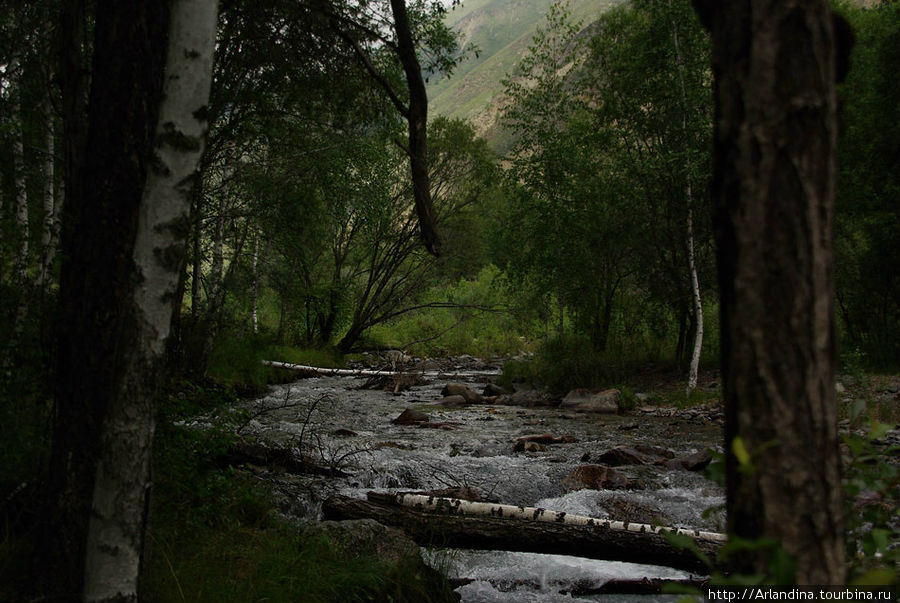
[{"left": 428, "top": 0, "right": 622, "bottom": 138}]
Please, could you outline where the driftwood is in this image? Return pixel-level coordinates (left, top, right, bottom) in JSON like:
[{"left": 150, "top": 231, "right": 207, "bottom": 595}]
[
  {"left": 322, "top": 493, "right": 722, "bottom": 573},
  {"left": 216, "top": 442, "right": 348, "bottom": 477}
]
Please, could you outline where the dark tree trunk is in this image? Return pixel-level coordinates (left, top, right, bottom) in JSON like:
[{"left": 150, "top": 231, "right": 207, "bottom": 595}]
[
  {"left": 390, "top": 0, "right": 440, "bottom": 256},
  {"left": 701, "top": 0, "right": 845, "bottom": 584},
  {"left": 38, "top": 0, "right": 171, "bottom": 597},
  {"left": 675, "top": 307, "right": 688, "bottom": 366}
]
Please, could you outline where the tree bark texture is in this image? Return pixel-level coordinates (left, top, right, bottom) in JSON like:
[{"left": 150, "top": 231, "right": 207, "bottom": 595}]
[
  {"left": 42, "top": 0, "right": 171, "bottom": 597},
  {"left": 9, "top": 56, "right": 31, "bottom": 284},
  {"left": 390, "top": 0, "right": 441, "bottom": 256},
  {"left": 322, "top": 493, "right": 721, "bottom": 574},
  {"left": 83, "top": 1, "right": 218, "bottom": 599},
  {"left": 39, "top": 92, "right": 60, "bottom": 294},
  {"left": 669, "top": 1, "right": 703, "bottom": 392},
  {"left": 704, "top": 0, "right": 844, "bottom": 584}
]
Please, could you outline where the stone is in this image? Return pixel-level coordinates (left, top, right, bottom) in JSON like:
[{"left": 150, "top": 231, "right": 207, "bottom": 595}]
[
  {"left": 633, "top": 444, "right": 676, "bottom": 459},
  {"left": 562, "top": 464, "right": 631, "bottom": 490},
  {"left": 392, "top": 408, "right": 429, "bottom": 425},
  {"left": 483, "top": 382, "right": 509, "bottom": 397},
  {"left": 599, "top": 497, "right": 663, "bottom": 525},
  {"left": 423, "top": 485, "right": 494, "bottom": 502},
  {"left": 665, "top": 449, "right": 713, "bottom": 471},
  {"left": 513, "top": 433, "right": 578, "bottom": 451},
  {"left": 596, "top": 446, "right": 656, "bottom": 466},
  {"left": 441, "top": 383, "right": 482, "bottom": 404},
  {"left": 560, "top": 388, "right": 620, "bottom": 414},
  {"left": 522, "top": 441, "right": 547, "bottom": 452},
  {"left": 505, "top": 390, "right": 555, "bottom": 407},
  {"left": 439, "top": 395, "right": 468, "bottom": 407}
]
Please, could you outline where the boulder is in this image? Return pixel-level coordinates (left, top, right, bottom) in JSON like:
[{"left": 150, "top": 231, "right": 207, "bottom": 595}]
[
  {"left": 513, "top": 433, "right": 578, "bottom": 452},
  {"left": 560, "top": 388, "right": 621, "bottom": 414},
  {"left": 441, "top": 383, "right": 482, "bottom": 404},
  {"left": 665, "top": 449, "right": 713, "bottom": 471},
  {"left": 596, "top": 446, "right": 656, "bottom": 466},
  {"left": 633, "top": 444, "right": 676, "bottom": 459},
  {"left": 483, "top": 382, "right": 509, "bottom": 397},
  {"left": 521, "top": 441, "right": 547, "bottom": 452},
  {"left": 439, "top": 395, "right": 468, "bottom": 407},
  {"left": 562, "top": 464, "right": 631, "bottom": 491},
  {"left": 422, "top": 485, "right": 496, "bottom": 503},
  {"left": 599, "top": 497, "right": 663, "bottom": 525},
  {"left": 498, "top": 390, "right": 555, "bottom": 407},
  {"left": 392, "top": 408, "right": 429, "bottom": 425}
]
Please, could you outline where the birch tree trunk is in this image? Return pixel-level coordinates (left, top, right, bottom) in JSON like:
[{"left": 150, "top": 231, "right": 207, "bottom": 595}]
[
  {"left": 669, "top": 2, "right": 703, "bottom": 393},
  {"left": 2, "top": 56, "right": 34, "bottom": 374},
  {"left": 10, "top": 57, "right": 30, "bottom": 284},
  {"left": 82, "top": 1, "right": 218, "bottom": 599},
  {"left": 685, "top": 206, "right": 703, "bottom": 392},
  {"left": 703, "top": 0, "right": 845, "bottom": 583},
  {"left": 251, "top": 229, "right": 260, "bottom": 334},
  {"left": 39, "top": 94, "right": 59, "bottom": 293}
]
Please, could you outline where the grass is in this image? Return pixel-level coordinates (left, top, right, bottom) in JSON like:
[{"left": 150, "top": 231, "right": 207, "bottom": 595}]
[{"left": 205, "top": 334, "right": 345, "bottom": 396}]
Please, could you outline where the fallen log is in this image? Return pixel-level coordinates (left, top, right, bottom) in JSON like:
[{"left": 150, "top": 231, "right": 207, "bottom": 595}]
[
  {"left": 381, "top": 493, "right": 725, "bottom": 543},
  {"left": 322, "top": 493, "right": 721, "bottom": 573},
  {"left": 263, "top": 360, "right": 400, "bottom": 377},
  {"left": 216, "top": 442, "right": 348, "bottom": 477},
  {"left": 263, "top": 360, "right": 500, "bottom": 382}
]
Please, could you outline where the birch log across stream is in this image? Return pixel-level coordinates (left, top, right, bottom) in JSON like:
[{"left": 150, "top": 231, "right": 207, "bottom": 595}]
[{"left": 322, "top": 492, "right": 722, "bottom": 573}]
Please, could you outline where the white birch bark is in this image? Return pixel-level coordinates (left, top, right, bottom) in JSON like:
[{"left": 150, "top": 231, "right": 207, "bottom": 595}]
[
  {"left": 83, "top": 1, "right": 218, "bottom": 599},
  {"left": 1, "top": 56, "right": 34, "bottom": 373},
  {"left": 10, "top": 56, "right": 30, "bottom": 283},
  {"left": 669, "top": 3, "right": 703, "bottom": 393},
  {"left": 251, "top": 229, "right": 259, "bottom": 333},
  {"left": 39, "top": 96, "right": 57, "bottom": 292},
  {"left": 391, "top": 493, "right": 727, "bottom": 543},
  {"left": 686, "top": 205, "right": 703, "bottom": 391}
]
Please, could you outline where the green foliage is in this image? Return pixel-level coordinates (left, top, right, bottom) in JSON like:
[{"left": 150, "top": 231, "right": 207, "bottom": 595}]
[
  {"left": 205, "top": 333, "right": 345, "bottom": 395},
  {"left": 498, "top": 336, "right": 644, "bottom": 393},
  {"left": 368, "top": 264, "right": 537, "bottom": 357},
  {"left": 835, "top": 1, "right": 900, "bottom": 370}
]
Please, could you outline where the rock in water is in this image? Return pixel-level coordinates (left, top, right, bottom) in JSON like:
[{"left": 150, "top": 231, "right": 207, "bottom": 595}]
[
  {"left": 441, "top": 383, "right": 482, "bottom": 404},
  {"left": 665, "top": 449, "right": 713, "bottom": 471},
  {"left": 562, "top": 464, "right": 631, "bottom": 490},
  {"left": 439, "top": 395, "right": 468, "bottom": 407},
  {"left": 392, "top": 408, "right": 429, "bottom": 425},
  {"left": 560, "top": 388, "right": 621, "bottom": 414}
]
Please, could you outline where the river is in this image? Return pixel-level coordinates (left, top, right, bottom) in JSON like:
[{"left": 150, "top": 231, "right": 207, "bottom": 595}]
[{"left": 238, "top": 361, "right": 725, "bottom": 601}]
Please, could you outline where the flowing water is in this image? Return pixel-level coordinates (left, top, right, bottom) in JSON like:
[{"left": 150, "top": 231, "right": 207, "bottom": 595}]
[{"left": 239, "top": 364, "right": 725, "bottom": 601}]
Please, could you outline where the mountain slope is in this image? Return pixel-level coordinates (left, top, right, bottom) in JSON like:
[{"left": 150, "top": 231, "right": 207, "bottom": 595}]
[{"left": 428, "top": 0, "right": 621, "bottom": 148}]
